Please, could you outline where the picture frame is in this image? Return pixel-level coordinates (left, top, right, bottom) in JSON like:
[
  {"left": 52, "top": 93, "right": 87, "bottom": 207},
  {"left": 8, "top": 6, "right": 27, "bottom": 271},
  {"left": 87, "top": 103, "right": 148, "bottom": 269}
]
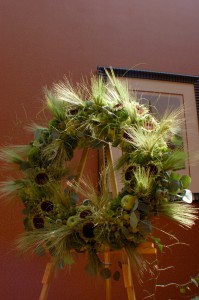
[{"left": 97, "top": 66, "right": 199, "bottom": 200}]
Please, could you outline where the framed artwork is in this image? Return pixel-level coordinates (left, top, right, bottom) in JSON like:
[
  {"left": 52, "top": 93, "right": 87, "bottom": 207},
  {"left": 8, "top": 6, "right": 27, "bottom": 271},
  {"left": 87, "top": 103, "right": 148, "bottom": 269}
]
[{"left": 97, "top": 66, "right": 199, "bottom": 199}]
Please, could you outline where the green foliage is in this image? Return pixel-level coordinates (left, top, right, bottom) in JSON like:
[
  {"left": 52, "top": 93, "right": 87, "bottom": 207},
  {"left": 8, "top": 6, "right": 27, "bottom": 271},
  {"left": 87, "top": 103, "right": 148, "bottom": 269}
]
[{"left": 151, "top": 236, "right": 163, "bottom": 252}]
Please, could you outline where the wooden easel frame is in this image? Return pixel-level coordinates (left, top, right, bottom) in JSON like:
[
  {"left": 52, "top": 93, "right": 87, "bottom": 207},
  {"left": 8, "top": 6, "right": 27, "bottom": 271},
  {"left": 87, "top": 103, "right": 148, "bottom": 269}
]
[{"left": 39, "top": 144, "right": 156, "bottom": 300}]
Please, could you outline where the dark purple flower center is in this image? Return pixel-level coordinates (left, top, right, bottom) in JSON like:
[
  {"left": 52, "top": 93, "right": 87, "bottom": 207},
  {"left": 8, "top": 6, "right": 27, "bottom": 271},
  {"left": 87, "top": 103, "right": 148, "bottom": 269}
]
[
  {"left": 80, "top": 210, "right": 92, "bottom": 218},
  {"left": 125, "top": 166, "right": 136, "bottom": 181},
  {"left": 41, "top": 201, "right": 54, "bottom": 212},
  {"left": 35, "top": 173, "right": 49, "bottom": 185},
  {"left": 33, "top": 215, "right": 44, "bottom": 229},
  {"left": 82, "top": 222, "right": 95, "bottom": 238},
  {"left": 69, "top": 109, "right": 78, "bottom": 115}
]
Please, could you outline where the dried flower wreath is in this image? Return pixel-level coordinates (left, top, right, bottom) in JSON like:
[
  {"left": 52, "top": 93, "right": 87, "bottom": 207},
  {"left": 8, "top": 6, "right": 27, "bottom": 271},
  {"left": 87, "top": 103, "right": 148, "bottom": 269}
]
[{"left": 0, "top": 70, "right": 197, "bottom": 279}]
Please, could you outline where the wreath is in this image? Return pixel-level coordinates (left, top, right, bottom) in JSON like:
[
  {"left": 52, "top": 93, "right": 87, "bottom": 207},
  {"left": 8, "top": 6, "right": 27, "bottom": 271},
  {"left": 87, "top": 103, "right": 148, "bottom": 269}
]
[{"left": 0, "top": 70, "right": 197, "bottom": 279}]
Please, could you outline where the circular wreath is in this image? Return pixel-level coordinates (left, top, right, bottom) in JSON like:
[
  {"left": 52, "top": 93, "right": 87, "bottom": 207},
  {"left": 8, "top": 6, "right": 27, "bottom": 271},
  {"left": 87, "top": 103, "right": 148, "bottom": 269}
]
[{"left": 0, "top": 70, "right": 197, "bottom": 278}]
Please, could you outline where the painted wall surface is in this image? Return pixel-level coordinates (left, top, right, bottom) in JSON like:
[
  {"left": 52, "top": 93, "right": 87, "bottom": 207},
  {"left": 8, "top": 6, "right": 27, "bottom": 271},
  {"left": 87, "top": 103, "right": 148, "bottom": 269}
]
[{"left": 0, "top": 1, "right": 199, "bottom": 299}]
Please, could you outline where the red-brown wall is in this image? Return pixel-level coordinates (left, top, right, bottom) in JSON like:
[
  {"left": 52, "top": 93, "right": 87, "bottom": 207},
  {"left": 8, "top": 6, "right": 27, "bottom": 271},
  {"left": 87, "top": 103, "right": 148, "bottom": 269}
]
[{"left": 1, "top": 1, "right": 199, "bottom": 299}]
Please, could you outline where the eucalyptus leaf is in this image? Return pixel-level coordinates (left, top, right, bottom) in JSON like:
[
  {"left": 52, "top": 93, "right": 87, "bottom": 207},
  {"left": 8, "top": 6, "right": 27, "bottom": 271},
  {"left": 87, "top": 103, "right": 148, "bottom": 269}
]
[
  {"left": 70, "top": 192, "right": 79, "bottom": 202},
  {"left": 130, "top": 211, "right": 138, "bottom": 230},
  {"left": 34, "top": 129, "right": 43, "bottom": 140},
  {"left": 168, "top": 179, "right": 181, "bottom": 195},
  {"left": 100, "top": 268, "right": 111, "bottom": 279},
  {"left": 122, "top": 227, "right": 133, "bottom": 239},
  {"left": 113, "top": 271, "right": 120, "bottom": 281},
  {"left": 182, "top": 189, "right": 192, "bottom": 203},
  {"left": 132, "top": 198, "right": 139, "bottom": 211}
]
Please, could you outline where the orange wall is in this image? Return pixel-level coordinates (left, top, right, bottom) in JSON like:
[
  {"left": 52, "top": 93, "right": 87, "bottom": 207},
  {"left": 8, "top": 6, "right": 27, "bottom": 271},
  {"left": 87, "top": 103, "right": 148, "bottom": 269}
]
[{"left": 0, "top": 1, "right": 199, "bottom": 299}]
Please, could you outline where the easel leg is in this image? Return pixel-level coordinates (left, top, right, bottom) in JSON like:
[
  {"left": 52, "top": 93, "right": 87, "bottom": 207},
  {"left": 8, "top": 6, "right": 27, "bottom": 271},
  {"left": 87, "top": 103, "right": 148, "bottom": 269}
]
[
  {"left": 39, "top": 261, "right": 55, "bottom": 300},
  {"left": 105, "top": 143, "right": 118, "bottom": 198},
  {"left": 76, "top": 148, "right": 89, "bottom": 185},
  {"left": 104, "top": 251, "right": 111, "bottom": 300},
  {"left": 122, "top": 255, "right": 136, "bottom": 300}
]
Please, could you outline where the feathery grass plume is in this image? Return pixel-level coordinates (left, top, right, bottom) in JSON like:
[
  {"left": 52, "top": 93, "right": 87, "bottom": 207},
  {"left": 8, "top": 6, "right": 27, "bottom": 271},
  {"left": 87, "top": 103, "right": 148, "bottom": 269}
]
[
  {"left": 0, "top": 180, "right": 24, "bottom": 199},
  {"left": 157, "top": 107, "right": 184, "bottom": 138},
  {"left": 123, "top": 126, "right": 167, "bottom": 158},
  {"left": 133, "top": 167, "right": 154, "bottom": 197},
  {"left": 17, "top": 226, "right": 73, "bottom": 257},
  {"left": 25, "top": 123, "right": 48, "bottom": 134},
  {"left": 71, "top": 176, "right": 110, "bottom": 212},
  {"left": 105, "top": 68, "right": 132, "bottom": 104},
  {"left": 52, "top": 77, "right": 85, "bottom": 107},
  {"left": 162, "top": 151, "right": 187, "bottom": 171},
  {"left": 105, "top": 68, "right": 142, "bottom": 123},
  {"left": 44, "top": 88, "right": 66, "bottom": 120},
  {"left": 124, "top": 245, "right": 147, "bottom": 283},
  {"left": 123, "top": 101, "right": 141, "bottom": 124},
  {"left": 42, "top": 139, "right": 69, "bottom": 167},
  {"left": 0, "top": 145, "right": 30, "bottom": 165},
  {"left": 156, "top": 202, "right": 198, "bottom": 228},
  {"left": 91, "top": 75, "right": 107, "bottom": 106}
]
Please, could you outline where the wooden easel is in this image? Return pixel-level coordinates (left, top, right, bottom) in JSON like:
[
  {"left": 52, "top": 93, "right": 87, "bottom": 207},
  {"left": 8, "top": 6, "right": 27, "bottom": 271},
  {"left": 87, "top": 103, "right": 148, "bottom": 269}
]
[{"left": 39, "top": 144, "right": 156, "bottom": 300}]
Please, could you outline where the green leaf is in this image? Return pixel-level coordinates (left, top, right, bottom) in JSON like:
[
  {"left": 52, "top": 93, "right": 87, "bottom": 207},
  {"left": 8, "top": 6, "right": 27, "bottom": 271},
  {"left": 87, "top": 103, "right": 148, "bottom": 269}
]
[
  {"left": 180, "top": 175, "right": 191, "bottom": 189},
  {"left": 171, "top": 134, "right": 183, "bottom": 147},
  {"left": 179, "top": 287, "right": 186, "bottom": 294},
  {"left": 151, "top": 236, "right": 163, "bottom": 252},
  {"left": 157, "top": 243, "right": 163, "bottom": 252},
  {"left": 168, "top": 179, "right": 181, "bottom": 195},
  {"left": 170, "top": 172, "right": 182, "bottom": 181},
  {"left": 152, "top": 236, "right": 161, "bottom": 243}
]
